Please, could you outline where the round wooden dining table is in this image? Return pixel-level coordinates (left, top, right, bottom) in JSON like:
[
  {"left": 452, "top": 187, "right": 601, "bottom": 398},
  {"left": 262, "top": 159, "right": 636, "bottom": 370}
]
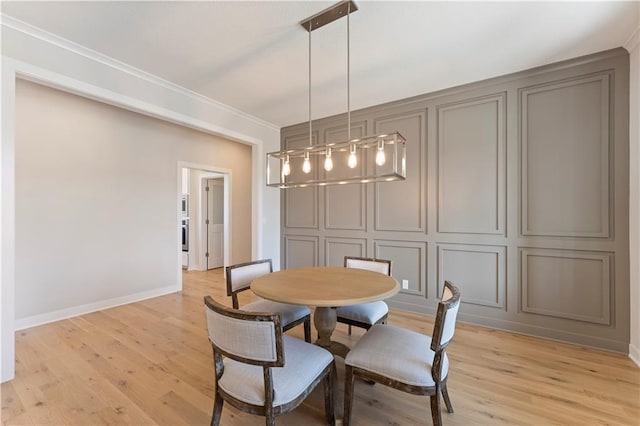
[{"left": 251, "top": 266, "right": 400, "bottom": 357}]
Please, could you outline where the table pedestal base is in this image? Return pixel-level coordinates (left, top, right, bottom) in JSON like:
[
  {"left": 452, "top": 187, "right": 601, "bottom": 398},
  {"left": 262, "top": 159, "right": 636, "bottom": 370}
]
[{"left": 313, "top": 306, "right": 350, "bottom": 358}]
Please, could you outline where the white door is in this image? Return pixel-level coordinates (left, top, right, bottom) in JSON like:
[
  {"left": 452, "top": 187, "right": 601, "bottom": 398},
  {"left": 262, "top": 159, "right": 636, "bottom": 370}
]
[{"left": 206, "top": 179, "right": 224, "bottom": 269}]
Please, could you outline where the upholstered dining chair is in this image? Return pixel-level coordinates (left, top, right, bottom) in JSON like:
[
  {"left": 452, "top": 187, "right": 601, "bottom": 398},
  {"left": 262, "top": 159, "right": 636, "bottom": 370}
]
[
  {"left": 204, "top": 295, "right": 336, "bottom": 426},
  {"left": 226, "top": 259, "right": 311, "bottom": 343},
  {"left": 337, "top": 256, "right": 392, "bottom": 335},
  {"left": 343, "top": 281, "right": 461, "bottom": 426}
]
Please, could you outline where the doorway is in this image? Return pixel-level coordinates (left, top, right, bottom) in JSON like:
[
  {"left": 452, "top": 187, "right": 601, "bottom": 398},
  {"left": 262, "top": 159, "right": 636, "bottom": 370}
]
[{"left": 179, "top": 166, "right": 230, "bottom": 272}]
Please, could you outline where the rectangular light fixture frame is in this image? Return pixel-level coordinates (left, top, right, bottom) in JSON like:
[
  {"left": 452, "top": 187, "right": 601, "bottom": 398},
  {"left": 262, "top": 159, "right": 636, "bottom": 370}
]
[{"left": 266, "top": 132, "right": 406, "bottom": 188}]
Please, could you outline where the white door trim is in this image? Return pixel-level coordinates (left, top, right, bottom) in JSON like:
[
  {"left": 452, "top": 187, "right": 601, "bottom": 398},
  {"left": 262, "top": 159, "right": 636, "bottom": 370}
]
[{"left": 178, "top": 165, "right": 232, "bottom": 277}]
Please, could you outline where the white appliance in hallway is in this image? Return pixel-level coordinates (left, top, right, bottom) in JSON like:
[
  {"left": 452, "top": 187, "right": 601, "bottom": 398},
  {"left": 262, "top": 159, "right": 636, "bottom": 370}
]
[{"left": 205, "top": 178, "right": 224, "bottom": 269}]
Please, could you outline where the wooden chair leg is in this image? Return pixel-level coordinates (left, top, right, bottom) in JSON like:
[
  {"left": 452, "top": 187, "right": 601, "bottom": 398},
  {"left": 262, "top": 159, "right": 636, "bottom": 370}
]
[
  {"left": 266, "top": 413, "right": 275, "bottom": 426},
  {"left": 343, "top": 365, "right": 356, "bottom": 426},
  {"left": 430, "top": 390, "right": 443, "bottom": 426},
  {"left": 304, "top": 317, "right": 312, "bottom": 343},
  {"left": 211, "top": 391, "right": 224, "bottom": 426},
  {"left": 324, "top": 363, "right": 336, "bottom": 425},
  {"left": 442, "top": 382, "right": 454, "bottom": 413},
  {"left": 348, "top": 324, "right": 352, "bottom": 335}
]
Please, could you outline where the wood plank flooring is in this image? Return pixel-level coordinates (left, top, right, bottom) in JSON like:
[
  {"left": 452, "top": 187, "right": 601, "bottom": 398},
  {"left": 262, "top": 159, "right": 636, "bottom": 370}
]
[{"left": 2, "top": 268, "right": 639, "bottom": 425}]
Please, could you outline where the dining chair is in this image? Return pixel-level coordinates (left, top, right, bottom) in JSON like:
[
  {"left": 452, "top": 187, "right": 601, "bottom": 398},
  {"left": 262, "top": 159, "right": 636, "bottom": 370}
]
[
  {"left": 337, "top": 256, "right": 392, "bottom": 335},
  {"left": 226, "top": 259, "right": 311, "bottom": 343},
  {"left": 343, "top": 281, "right": 461, "bottom": 426},
  {"left": 204, "top": 296, "right": 335, "bottom": 426}
]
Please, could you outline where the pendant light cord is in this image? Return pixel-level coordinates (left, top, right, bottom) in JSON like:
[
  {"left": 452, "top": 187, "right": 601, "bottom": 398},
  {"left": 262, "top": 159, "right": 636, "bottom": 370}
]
[
  {"left": 347, "top": 3, "right": 351, "bottom": 141},
  {"left": 308, "top": 23, "right": 313, "bottom": 147}
]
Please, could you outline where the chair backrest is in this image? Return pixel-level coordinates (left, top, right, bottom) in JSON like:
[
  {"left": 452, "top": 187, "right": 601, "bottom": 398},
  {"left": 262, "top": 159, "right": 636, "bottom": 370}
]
[
  {"left": 344, "top": 256, "right": 392, "bottom": 276},
  {"left": 225, "top": 259, "right": 273, "bottom": 308},
  {"left": 204, "top": 295, "right": 284, "bottom": 367},
  {"left": 430, "top": 281, "right": 461, "bottom": 352}
]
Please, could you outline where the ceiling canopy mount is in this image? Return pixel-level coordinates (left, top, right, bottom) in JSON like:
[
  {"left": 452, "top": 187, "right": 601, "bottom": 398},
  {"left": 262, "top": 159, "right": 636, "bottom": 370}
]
[{"left": 299, "top": 0, "right": 358, "bottom": 32}]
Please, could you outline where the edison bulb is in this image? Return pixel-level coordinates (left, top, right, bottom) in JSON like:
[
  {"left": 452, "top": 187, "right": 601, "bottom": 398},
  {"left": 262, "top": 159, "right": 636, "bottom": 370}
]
[
  {"left": 375, "top": 147, "right": 386, "bottom": 166},
  {"left": 347, "top": 145, "right": 357, "bottom": 168},
  {"left": 282, "top": 157, "right": 291, "bottom": 176},
  {"left": 324, "top": 156, "right": 333, "bottom": 171},
  {"left": 302, "top": 157, "right": 311, "bottom": 174},
  {"left": 324, "top": 148, "right": 333, "bottom": 172}
]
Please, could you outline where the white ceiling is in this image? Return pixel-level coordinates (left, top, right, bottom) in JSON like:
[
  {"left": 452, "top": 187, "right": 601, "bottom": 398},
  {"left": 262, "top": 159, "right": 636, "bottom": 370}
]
[{"left": 2, "top": 1, "right": 638, "bottom": 128}]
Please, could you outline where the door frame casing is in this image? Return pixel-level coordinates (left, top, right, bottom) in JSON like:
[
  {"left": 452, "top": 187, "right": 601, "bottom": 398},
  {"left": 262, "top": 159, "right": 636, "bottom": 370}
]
[{"left": 177, "top": 164, "right": 231, "bottom": 278}]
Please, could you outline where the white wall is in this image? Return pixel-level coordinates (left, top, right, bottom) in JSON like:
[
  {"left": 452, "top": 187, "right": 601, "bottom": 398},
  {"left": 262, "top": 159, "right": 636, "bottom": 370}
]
[
  {"left": 627, "top": 26, "right": 640, "bottom": 366},
  {"left": 15, "top": 79, "right": 252, "bottom": 321},
  {"left": 1, "top": 16, "right": 282, "bottom": 382}
]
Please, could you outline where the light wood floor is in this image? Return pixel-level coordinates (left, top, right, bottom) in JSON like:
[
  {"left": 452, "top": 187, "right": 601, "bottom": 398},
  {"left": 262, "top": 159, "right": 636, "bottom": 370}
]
[{"left": 1, "top": 268, "right": 639, "bottom": 425}]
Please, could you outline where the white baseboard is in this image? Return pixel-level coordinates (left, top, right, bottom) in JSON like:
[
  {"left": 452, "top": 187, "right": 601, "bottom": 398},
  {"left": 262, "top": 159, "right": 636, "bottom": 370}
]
[
  {"left": 14, "top": 284, "right": 180, "bottom": 330},
  {"left": 630, "top": 343, "right": 640, "bottom": 368}
]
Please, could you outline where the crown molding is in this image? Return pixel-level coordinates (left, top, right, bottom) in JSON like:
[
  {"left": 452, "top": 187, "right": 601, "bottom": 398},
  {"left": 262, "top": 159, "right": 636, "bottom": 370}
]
[
  {"left": 0, "top": 13, "right": 280, "bottom": 132},
  {"left": 624, "top": 24, "right": 640, "bottom": 52}
]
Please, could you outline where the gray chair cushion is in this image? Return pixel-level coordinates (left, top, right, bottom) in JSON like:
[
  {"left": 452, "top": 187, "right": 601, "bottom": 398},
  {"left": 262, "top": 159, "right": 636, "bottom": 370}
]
[
  {"left": 345, "top": 324, "right": 449, "bottom": 387},
  {"left": 336, "top": 301, "right": 388, "bottom": 324},
  {"left": 243, "top": 299, "right": 310, "bottom": 327},
  {"left": 219, "top": 335, "right": 333, "bottom": 406}
]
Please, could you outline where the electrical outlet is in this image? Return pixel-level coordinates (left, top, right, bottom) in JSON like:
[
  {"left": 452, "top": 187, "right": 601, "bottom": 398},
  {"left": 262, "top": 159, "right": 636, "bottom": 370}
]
[{"left": 402, "top": 279, "right": 409, "bottom": 289}]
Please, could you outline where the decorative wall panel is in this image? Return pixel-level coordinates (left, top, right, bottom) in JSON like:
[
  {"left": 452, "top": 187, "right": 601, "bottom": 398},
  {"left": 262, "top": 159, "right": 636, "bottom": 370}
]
[
  {"left": 284, "top": 132, "right": 319, "bottom": 229},
  {"left": 520, "top": 73, "right": 611, "bottom": 238},
  {"left": 437, "top": 94, "right": 506, "bottom": 234},
  {"left": 374, "top": 240, "right": 426, "bottom": 296},
  {"left": 281, "top": 49, "right": 629, "bottom": 352},
  {"left": 284, "top": 235, "right": 318, "bottom": 268},
  {"left": 521, "top": 248, "right": 611, "bottom": 325},
  {"left": 437, "top": 244, "right": 505, "bottom": 309},
  {"left": 324, "top": 123, "right": 367, "bottom": 230},
  {"left": 325, "top": 237, "right": 367, "bottom": 267},
  {"left": 374, "top": 110, "right": 427, "bottom": 232}
]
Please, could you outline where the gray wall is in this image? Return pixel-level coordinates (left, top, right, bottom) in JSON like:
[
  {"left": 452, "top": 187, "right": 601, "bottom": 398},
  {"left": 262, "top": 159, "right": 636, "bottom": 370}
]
[{"left": 280, "top": 48, "right": 630, "bottom": 352}]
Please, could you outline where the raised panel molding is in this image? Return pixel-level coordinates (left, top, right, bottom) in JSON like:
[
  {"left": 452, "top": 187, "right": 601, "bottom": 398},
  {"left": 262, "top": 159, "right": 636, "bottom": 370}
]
[
  {"left": 374, "top": 240, "right": 427, "bottom": 297},
  {"left": 324, "top": 122, "right": 367, "bottom": 231},
  {"left": 281, "top": 49, "right": 629, "bottom": 352},
  {"left": 373, "top": 110, "right": 427, "bottom": 233},
  {"left": 437, "top": 93, "right": 506, "bottom": 235},
  {"left": 520, "top": 73, "right": 611, "bottom": 238},
  {"left": 324, "top": 237, "right": 367, "bottom": 267},
  {"left": 437, "top": 244, "right": 506, "bottom": 309},
  {"left": 284, "top": 235, "right": 319, "bottom": 268},
  {"left": 283, "top": 132, "right": 319, "bottom": 229},
  {"left": 520, "top": 248, "right": 611, "bottom": 325}
]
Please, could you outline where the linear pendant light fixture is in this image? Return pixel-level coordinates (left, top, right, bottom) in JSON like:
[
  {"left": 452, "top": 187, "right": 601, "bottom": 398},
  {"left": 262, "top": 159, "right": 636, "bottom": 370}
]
[{"left": 266, "top": 0, "right": 407, "bottom": 189}]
